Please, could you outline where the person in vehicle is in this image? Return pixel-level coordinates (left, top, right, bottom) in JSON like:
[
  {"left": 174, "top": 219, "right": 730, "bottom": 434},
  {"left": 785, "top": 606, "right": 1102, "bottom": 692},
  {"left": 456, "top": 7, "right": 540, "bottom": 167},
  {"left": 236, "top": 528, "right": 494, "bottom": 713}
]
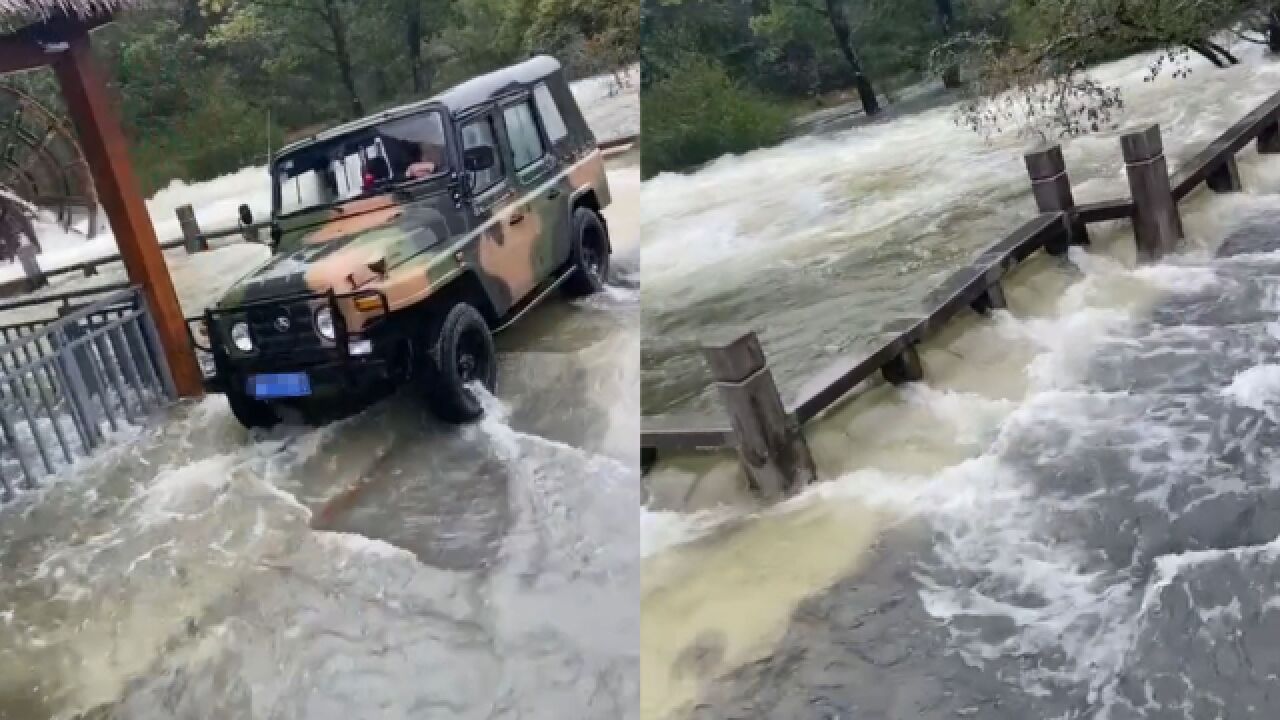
[{"left": 404, "top": 142, "right": 444, "bottom": 180}]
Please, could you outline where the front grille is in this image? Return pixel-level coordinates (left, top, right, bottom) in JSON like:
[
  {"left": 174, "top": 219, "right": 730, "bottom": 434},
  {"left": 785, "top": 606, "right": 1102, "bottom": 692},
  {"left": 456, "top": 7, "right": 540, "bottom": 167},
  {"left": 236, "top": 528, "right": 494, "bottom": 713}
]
[{"left": 244, "top": 302, "right": 334, "bottom": 366}]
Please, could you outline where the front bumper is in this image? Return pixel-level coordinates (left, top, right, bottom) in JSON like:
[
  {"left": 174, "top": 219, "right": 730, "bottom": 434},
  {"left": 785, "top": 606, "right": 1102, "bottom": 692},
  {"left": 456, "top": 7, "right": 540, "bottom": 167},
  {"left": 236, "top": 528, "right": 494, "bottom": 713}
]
[
  {"left": 187, "top": 289, "right": 397, "bottom": 398},
  {"left": 212, "top": 355, "right": 397, "bottom": 398}
]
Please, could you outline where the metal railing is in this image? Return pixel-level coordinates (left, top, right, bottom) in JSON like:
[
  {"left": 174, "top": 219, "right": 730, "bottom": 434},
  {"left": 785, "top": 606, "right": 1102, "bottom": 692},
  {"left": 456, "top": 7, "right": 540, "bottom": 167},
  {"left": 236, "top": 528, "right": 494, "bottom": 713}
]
[{"left": 0, "top": 286, "right": 175, "bottom": 498}]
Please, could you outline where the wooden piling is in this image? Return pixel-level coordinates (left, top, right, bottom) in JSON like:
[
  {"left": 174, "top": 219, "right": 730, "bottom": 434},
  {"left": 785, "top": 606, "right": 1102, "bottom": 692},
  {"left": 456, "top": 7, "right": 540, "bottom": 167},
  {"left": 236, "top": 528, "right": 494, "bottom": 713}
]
[
  {"left": 1206, "top": 156, "right": 1243, "bottom": 193},
  {"left": 1259, "top": 120, "right": 1280, "bottom": 154},
  {"left": 882, "top": 344, "right": 923, "bottom": 385},
  {"left": 702, "top": 330, "right": 815, "bottom": 501},
  {"left": 17, "top": 244, "right": 44, "bottom": 292},
  {"left": 1024, "top": 144, "right": 1087, "bottom": 254},
  {"left": 176, "top": 205, "right": 206, "bottom": 254},
  {"left": 970, "top": 281, "right": 1007, "bottom": 315},
  {"left": 1121, "top": 125, "right": 1183, "bottom": 262}
]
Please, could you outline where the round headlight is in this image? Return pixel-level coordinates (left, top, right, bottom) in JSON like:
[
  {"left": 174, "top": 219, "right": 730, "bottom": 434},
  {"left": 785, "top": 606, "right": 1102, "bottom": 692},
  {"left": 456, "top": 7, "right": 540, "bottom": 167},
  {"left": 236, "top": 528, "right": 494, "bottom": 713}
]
[
  {"left": 314, "top": 307, "right": 336, "bottom": 341},
  {"left": 230, "top": 321, "right": 254, "bottom": 352}
]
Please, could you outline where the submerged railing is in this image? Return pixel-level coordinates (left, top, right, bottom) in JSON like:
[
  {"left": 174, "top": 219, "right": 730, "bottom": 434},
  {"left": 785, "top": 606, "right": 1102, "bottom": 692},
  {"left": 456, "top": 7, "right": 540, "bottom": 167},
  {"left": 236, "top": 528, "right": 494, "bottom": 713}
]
[
  {"left": 0, "top": 285, "right": 176, "bottom": 498},
  {"left": 641, "top": 89, "right": 1280, "bottom": 500}
]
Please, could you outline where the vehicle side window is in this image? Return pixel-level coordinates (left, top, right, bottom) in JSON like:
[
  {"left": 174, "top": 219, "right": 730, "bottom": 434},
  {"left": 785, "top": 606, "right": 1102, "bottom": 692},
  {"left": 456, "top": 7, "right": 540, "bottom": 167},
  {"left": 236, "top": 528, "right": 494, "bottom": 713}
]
[
  {"left": 502, "top": 101, "right": 546, "bottom": 172},
  {"left": 533, "top": 84, "right": 567, "bottom": 143},
  {"left": 381, "top": 111, "right": 448, "bottom": 181},
  {"left": 461, "top": 116, "right": 503, "bottom": 194}
]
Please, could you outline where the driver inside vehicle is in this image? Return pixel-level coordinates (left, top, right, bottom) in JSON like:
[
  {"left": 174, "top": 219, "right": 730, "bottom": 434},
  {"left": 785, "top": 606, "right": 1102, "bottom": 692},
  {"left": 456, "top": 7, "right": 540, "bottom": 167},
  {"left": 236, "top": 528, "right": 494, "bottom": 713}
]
[{"left": 404, "top": 142, "right": 444, "bottom": 180}]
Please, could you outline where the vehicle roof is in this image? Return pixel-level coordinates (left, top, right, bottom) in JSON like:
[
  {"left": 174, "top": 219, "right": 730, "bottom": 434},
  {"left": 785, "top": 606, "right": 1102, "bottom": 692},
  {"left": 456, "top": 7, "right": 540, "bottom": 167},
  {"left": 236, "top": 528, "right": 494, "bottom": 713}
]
[{"left": 274, "top": 55, "right": 562, "bottom": 158}]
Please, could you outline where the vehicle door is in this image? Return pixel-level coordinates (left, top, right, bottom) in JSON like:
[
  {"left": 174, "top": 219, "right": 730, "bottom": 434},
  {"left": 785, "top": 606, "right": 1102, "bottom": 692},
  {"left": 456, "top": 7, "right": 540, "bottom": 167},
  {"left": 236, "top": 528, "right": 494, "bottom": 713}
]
[
  {"left": 498, "top": 91, "right": 567, "bottom": 288},
  {"left": 530, "top": 81, "right": 575, "bottom": 268},
  {"left": 374, "top": 110, "right": 463, "bottom": 265},
  {"left": 458, "top": 107, "right": 535, "bottom": 315}
]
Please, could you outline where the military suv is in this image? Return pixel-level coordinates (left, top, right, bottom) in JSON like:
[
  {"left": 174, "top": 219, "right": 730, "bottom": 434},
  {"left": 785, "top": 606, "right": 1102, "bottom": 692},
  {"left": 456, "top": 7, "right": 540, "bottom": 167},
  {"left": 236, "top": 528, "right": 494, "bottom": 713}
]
[{"left": 190, "top": 56, "right": 613, "bottom": 428}]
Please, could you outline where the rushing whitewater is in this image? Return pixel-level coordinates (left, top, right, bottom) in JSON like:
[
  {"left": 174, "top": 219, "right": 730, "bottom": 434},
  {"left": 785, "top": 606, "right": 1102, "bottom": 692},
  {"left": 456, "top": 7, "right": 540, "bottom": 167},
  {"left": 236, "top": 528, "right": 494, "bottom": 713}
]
[
  {"left": 641, "top": 42, "right": 1280, "bottom": 720},
  {"left": 0, "top": 71, "right": 640, "bottom": 720},
  {"left": 641, "top": 44, "right": 1280, "bottom": 418}
]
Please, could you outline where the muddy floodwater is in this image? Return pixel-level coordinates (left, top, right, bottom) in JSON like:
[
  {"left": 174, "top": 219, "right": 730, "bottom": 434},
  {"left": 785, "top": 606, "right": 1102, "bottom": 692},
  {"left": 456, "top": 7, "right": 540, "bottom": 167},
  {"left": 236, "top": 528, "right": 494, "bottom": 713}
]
[
  {"left": 0, "top": 81, "right": 640, "bottom": 718},
  {"left": 642, "top": 43, "right": 1280, "bottom": 720}
]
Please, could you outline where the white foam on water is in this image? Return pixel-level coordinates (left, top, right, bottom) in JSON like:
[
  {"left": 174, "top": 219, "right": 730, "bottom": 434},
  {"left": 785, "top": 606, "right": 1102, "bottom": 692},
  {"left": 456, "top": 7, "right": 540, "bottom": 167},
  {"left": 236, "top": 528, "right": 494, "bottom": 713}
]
[
  {"left": 640, "top": 506, "right": 743, "bottom": 559},
  {"left": 1223, "top": 364, "right": 1280, "bottom": 418},
  {"left": 641, "top": 38, "right": 1280, "bottom": 416}
]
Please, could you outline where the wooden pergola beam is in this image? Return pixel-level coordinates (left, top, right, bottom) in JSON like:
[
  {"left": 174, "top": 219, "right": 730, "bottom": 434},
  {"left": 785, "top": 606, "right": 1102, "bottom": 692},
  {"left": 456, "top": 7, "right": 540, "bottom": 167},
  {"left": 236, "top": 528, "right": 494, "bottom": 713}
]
[
  {"left": 50, "top": 20, "right": 203, "bottom": 397},
  {"left": 0, "top": 12, "right": 110, "bottom": 74}
]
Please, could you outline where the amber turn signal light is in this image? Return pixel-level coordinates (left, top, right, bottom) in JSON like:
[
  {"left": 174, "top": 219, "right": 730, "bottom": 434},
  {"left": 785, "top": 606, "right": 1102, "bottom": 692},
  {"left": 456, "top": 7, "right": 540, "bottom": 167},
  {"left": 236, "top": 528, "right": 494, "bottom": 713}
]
[{"left": 353, "top": 295, "right": 383, "bottom": 312}]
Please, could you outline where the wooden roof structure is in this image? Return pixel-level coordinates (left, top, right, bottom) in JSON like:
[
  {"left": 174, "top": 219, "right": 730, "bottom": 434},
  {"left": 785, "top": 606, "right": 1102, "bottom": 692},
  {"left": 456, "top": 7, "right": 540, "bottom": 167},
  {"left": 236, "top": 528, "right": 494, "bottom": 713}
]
[
  {"left": 0, "top": 0, "right": 138, "bottom": 23},
  {"left": 0, "top": 0, "right": 203, "bottom": 396}
]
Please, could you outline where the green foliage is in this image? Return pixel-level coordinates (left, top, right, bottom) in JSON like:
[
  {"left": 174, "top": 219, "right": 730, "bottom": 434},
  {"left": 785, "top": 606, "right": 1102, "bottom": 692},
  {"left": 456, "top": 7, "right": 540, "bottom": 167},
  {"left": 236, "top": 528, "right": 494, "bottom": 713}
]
[
  {"left": 641, "top": 54, "right": 791, "bottom": 178},
  {"left": 641, "top": 0, "right": 956, "bottom": 172},
  {"left": 950, "top": 0, "right": 1276, "bottom": 138},
  {"left": 645, "top": 0, "right": 1280, "bottom": 170}
]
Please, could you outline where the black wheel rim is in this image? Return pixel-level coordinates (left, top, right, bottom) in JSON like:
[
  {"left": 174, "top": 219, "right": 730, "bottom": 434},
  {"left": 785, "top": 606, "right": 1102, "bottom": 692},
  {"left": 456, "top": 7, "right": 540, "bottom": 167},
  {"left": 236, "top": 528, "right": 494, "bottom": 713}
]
[
  {"left": 582, "top": 232, "right": 605, "bottom": 281},
  {"left": 456, "top": 327, "right": 490, "bottom": 386}
]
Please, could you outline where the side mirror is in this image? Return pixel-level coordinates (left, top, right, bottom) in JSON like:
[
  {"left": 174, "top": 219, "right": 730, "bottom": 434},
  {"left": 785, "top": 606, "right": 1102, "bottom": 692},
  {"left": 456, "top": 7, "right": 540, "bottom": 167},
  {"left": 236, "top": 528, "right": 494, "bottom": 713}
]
[
  {"left": 269, "top": 223, "right": 282, "bottom": 250},
  {"left": 238, "top": 203, "right": 253, "bottom": 226},
  {"left": 463, "top": 145, "right": 495, "bottom": 172}
]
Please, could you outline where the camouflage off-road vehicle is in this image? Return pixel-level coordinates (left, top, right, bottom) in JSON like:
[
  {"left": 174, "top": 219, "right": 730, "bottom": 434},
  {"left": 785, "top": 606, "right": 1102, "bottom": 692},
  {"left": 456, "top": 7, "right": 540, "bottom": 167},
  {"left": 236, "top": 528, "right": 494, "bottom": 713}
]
[{"left": 190, "top": 56, "right": 612, "bottom": 428}]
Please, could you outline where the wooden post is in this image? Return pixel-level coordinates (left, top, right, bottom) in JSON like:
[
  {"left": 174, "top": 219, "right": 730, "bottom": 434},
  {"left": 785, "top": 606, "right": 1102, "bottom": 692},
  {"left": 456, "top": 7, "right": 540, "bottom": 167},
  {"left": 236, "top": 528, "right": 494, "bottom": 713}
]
[
  {"left": 51, "top": 26, "right": 202, "bottom": 398},
  {"left": 702, "top": 330, "right": 815, "bottom": 501},
  {"left": 641, "top": 446, "right": 657, "bottom": 476},
  {"left": 17, "top": 244, "right": 44, "bottom": 292},
  {"left": 1259, "top": 120, "right": 1280, "bottom": 154},
  {"left": 1121, "top": 124, "right": 1183, "bottom": 263},
  {"left": 1206, "top": 156, "right": 1243, "bottom": 193},
  {"left": 882, "top": 343, "right": 923, "bottom": 385},
  {"left": 1024, "top": 144, "right": 1087, "bottom": 254},
  {"left": 970, "top": 281, "right": 1007, "bottom": 315},
  {"left": 176, "top": 205, "right": 206, "bottom": 253}
]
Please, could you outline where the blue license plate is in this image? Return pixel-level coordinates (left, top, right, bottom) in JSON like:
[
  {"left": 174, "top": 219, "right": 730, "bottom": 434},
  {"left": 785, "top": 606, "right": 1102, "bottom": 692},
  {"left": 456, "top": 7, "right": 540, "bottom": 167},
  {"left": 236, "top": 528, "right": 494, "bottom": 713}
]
[{"left": 248, "top": 373, "right": 311, "bottom": 398}]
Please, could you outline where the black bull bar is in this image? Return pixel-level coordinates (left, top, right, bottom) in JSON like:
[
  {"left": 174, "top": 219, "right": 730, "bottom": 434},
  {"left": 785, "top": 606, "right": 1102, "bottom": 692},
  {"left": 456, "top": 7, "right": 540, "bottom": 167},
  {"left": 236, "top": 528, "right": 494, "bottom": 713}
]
[{"left": 185, "top": 288, "right": 391, "bottom": 390}]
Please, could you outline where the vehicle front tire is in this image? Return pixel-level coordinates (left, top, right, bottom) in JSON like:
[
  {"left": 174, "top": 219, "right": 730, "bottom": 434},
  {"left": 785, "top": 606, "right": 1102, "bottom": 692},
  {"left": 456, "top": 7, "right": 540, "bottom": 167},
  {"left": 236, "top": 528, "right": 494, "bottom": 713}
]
[
  {"left": 563, "top": 206, "right": 610, "bottom": 297},
  {"left": 226, "top": 387, "right": 280, "bottom": 429},
  {"left": 419, "top": 301, "right": 497, "bottom": 424}
]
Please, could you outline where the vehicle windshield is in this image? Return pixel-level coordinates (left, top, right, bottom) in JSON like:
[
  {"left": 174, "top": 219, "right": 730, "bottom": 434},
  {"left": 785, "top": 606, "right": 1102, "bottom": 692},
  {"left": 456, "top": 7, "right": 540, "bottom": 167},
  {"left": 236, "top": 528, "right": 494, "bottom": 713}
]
[{"left": 272, "top": 109, "right": 449, "bottom": 217}]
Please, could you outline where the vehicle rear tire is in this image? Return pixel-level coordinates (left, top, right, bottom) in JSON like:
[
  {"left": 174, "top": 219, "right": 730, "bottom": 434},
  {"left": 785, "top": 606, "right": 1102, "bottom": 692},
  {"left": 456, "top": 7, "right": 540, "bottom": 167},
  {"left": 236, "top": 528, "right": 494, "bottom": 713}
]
[
  {"left": 226, "top": 387, "right": 280, "bottom": 429},
  {"left": 563, "top": 206, "right": 609, "bottom": 297},
  {"left": 419, "top": 301, "right": 497, "bottom": 424}
]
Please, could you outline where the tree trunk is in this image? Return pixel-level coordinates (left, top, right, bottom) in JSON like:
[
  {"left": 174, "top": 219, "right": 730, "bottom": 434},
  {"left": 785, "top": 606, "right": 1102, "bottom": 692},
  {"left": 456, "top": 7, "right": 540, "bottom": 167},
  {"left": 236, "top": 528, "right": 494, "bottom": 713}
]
[
  {"left": 934, "top": 0, "right": 961, "bottom": 88},
  {"left": 822, "top": 0, "right": 879, "bottom": 115},
  {"left": 323, "top": 0, "right": 364, "bottom": 117},
  {"left": 405, "top": 0, "right": 426, "bottom": 93}
]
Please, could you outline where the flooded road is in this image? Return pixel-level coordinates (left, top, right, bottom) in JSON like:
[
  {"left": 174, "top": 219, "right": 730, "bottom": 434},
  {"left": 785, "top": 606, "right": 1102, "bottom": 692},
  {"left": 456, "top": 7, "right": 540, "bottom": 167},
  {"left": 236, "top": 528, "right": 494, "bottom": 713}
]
[
  {"left": 0, "top": 148, "right": 639, "bottom": 718},
  {"left": 641, "top": 43, "right": 1280, "bottom": 720}
]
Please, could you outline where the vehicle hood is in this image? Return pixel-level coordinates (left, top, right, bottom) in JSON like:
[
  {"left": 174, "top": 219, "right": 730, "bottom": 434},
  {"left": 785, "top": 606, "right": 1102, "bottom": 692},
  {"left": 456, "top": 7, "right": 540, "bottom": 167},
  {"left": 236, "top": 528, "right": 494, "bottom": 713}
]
[{"left": 218, "top": 192, "right": 459, "bottom": 308}]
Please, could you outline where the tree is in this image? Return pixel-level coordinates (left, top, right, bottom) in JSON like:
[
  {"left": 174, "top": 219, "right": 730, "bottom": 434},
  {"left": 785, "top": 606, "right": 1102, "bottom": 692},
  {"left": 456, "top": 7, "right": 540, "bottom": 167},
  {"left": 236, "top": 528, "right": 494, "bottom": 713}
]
[
  {"left": 220, "top": 0, "right": 366, "bottom": 118},
  {"left": 949, "top": 0, "right": 1276, "bottom": 139},
  {"left": 822, "top": 0, "right": 880, "bottom": 114},
  {"left": 397, "top": 0, "right": 454, "bottom": 93},
  {"left": 934, "top": 0, "right": 960, "bottom": 87},
  {"left": 750, "top": 0, "right": 882, "bottom": 115}
]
